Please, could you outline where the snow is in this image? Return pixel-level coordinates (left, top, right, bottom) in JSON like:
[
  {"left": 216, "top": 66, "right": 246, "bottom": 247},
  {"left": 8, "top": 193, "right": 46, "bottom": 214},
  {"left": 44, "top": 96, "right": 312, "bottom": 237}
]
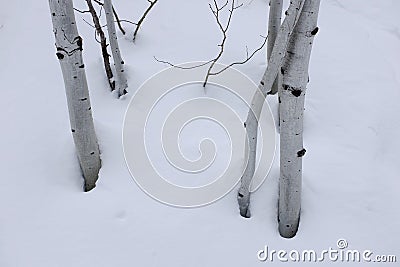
[{"left": 0, "top": 0, "right": 399, "bottom": 266}]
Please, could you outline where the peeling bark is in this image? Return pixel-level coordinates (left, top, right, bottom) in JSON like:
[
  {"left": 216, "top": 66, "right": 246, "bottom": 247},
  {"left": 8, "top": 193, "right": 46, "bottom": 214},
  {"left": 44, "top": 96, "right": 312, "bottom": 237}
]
[
  {"left": 104, "top": 0, "right": 128, "bottom": 97},
  {"left": 49, "top": 0, "right": 101, "bottom": 191},
  {"left": 278, "top": 0, "right": 320, "bottom": 238}
]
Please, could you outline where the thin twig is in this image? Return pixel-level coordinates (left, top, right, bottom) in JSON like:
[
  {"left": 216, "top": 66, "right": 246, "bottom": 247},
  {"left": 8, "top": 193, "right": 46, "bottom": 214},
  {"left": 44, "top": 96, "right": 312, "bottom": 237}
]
[
  {"left": 74, "top": 8, "right": 91, "bottom": 13},
  {"left": 83, "top": 18, "right": 96, "bottom": 28},
  {"left": 118, "top": 19, "right": 138, "bottom": 26},
  {"left": 82, "top": 19, "right": 102, "bottom": 45},
  {"left": 112, "top": 6, "right": 126, "bottom": 35},
  {"left": 154, "top": 57, "right": 214, "bottom": 69},
  {"left": 209, "top": 35, "right": 267, "bottom": 75},
  {"left": 84, "top": 16, "right": 131, "bottom": 30}
]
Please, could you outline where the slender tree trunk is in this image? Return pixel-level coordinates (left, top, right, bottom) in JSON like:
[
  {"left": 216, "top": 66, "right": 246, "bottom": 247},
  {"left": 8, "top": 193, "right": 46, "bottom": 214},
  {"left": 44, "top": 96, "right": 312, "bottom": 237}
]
[
  {"left": 49, "top": 0, "right": 101, "bottom": 191},
  {"left": 278, "top": 0, "right": 320, "bottom": 238},
  {"left": 238, "top": 0, "right": 305, "bottom": 218},
  {"left": 104, "top": 0, "right": 128, "bottom": 97},
  {"left": 85, "top": 0, "right": 115, "bottom": 91},
  {"left": 267, "top": 0, "right": 283, "bottom": 95},
  {"left": 133, "top": 0, "right": 158, "bottom": 42}
]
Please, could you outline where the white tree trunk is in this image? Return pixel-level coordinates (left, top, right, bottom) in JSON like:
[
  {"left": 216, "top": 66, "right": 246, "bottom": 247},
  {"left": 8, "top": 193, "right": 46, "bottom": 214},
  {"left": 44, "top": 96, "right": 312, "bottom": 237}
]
[
  {"left": 267, "top": 0, "right": 283, "bottom": 95},
  {"left": 238, "top": 0, "right": 305, "bottom": 217},
  {"left": 278, "top": 0, "right": 320, "bottom": 238},
  {"left": 49, "top": 0, "right": 101, "bottom": 191},
  {"left": 104, "top": 0, "right": 128, "bottom": 97}
]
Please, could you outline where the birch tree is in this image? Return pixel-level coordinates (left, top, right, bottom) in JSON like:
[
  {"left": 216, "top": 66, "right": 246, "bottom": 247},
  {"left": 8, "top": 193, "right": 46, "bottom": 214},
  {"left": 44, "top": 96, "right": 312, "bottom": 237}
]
[
  {"left": 267, "top": 0, "right": 283, "bottom": 95},
  {"left": 238, "top": 0, "right": 305, "bottom": 218},
  {"left": 49, "top": 0, "right": 101, "bottom": 191},
  {"left": 104, "top": 0, "right": 128, "bottom": 97},
  {"left": 278, "top": 0, "right": 320, "bottom": 238}
]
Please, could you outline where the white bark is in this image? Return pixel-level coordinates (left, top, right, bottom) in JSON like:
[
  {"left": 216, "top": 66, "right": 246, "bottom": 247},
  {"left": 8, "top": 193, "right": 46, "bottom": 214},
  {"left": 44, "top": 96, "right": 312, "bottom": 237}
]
[
  {"left": 259, "top": 0, "right": 305, "bottom": 94},
  {"left": 267, "top": 0, "right": 283, "bottom": 95},
  {"left": 49, "top": 0, "right": 101, "bottom": 191},
  {"left": 278, "top": 0, "right": 320, "bottom": 238},
  {"left": 104, "top": 0, "right": 128, "bottom": 97},
  {"left": 238, "top": 0, "right": 305, "bottom": 217}
]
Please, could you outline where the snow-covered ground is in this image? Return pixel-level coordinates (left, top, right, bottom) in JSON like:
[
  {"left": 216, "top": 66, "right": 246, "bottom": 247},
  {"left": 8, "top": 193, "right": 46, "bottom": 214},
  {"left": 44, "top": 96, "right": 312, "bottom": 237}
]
[{"left": 0, "top": 0, "right": 399, "bottom": 266}]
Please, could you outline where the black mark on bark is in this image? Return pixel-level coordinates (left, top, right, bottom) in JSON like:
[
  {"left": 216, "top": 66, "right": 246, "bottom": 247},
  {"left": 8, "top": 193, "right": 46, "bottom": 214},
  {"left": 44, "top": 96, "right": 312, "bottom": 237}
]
[
  {"left": 56, "top": 52, "right": 64, "bottom": 59},
  {"left": 311, "top": 27, "right": 319, "bottom": 35},
  {"left": 297, "top": 148, "right": 306, "bottom": 157},
  {"left": 292, "top": 89, "right": 302, "bottom": 97}
]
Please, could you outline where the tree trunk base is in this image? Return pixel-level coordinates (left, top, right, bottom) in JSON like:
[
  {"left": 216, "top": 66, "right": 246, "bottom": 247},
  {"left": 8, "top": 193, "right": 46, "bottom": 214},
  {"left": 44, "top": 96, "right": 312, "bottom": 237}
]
[
  {"left": 238, "top": 193, "right": 251, "bottom": 218},
  {"left": 84, "top": 182, "right": 96, "bottom": 192},
  {"left": 278, "top": 214, "right": 300, "bottom": 238}
]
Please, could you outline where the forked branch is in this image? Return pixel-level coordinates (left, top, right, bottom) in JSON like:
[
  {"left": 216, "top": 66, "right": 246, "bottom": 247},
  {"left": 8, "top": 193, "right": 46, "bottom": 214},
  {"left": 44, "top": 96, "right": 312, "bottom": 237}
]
[
  {"left": 155, "top": 0, "right": 266, "bottom": 87},
  {"left": 133, "top": 0, "right": 158, "bottom": 41}
]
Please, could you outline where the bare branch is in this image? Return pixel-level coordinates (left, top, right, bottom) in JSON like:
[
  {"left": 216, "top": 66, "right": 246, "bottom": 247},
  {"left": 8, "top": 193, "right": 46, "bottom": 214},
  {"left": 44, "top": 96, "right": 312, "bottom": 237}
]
[
  {"left": 209, "top": 35, "right": 267, "bottom": 75},
  {"left": 154, "top": 57, "right": 214, "bottom": 69},
  {"left": 201, "top": 0, "right": 238, "bottom": 86},
  {"left": 233, "top": 2, "right": 243, "bottom": 9},
  {"left": 112, "top": 6, "right": 126, "bottom": 35},
  {"left": 73, "top": 8, "right": 91, "bottom": 13},
  {"left": 133, "top": 0, "right": 158, "bottom": 42},
  {"left": 154, "top": 0, "right": 264, "bottom": 87},
  {"left": 214, "top": 0, "right": 229, "bottom": 12},
  {"left": 118, "top": 19, "right": 138, "bottom": 26},
  {"left": 82, "top": 18, "right": 96, "bottom": 28},
  {"left": 224, "top": 0, "right": 236, "bottom": 32}
]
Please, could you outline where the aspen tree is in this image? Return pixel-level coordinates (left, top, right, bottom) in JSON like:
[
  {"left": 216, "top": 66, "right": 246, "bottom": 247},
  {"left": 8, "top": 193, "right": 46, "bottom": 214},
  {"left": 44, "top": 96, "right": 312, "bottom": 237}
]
[
  {"left": 238, "top": 0, "right": 305, "bottom": 217},
  {"left": 49, "top": 0, "right": 101, "bottom": 191},
  {"left": 278, "top": 0, "right": 321, "bottom": 238},
  {"left": 104, "top": 0, "right": 128, "bottom": 97}
]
